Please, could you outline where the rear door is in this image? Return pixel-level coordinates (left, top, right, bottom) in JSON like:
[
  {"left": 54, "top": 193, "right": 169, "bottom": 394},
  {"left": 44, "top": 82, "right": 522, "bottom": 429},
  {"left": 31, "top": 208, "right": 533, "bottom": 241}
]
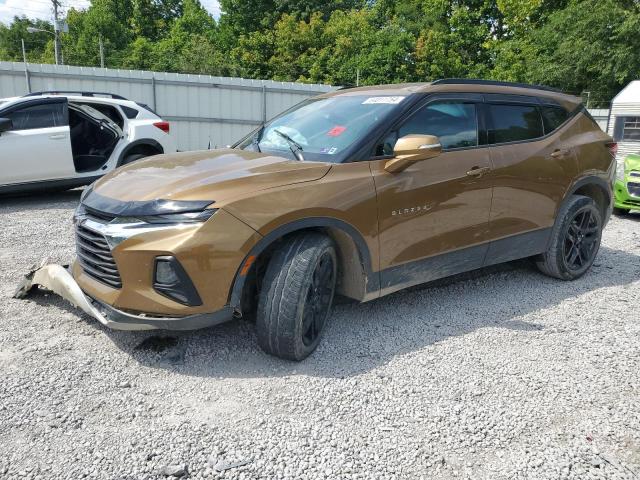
[
  {"left": 0, "top": 98, "right": 75, "bottom": 185},
  {"left": 482, "top": 98, "right": 579, "bottom": 265}
]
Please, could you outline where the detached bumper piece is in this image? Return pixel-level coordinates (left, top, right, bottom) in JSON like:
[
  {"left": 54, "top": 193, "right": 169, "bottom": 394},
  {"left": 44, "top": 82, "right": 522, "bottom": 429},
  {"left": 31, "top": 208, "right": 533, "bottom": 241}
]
[{"left": 13, "top": 264, "right": 232, "bottom": 331}]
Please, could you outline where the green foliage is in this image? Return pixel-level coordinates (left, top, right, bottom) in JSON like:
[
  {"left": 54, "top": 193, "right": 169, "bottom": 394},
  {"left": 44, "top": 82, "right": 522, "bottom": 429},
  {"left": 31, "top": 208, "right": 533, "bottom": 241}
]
[
  {"left": 1, "top": 0, "right": 639, "bottom": 103},
  {"left": 0, "top": 16, "right": 56, "bottom": 63}
]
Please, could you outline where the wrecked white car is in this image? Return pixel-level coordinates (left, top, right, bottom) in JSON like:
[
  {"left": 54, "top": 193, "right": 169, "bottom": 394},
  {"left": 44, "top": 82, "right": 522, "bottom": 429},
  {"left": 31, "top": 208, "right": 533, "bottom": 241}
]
[{"left": 0, "top": 91, "right": 176, "bottom": 194}]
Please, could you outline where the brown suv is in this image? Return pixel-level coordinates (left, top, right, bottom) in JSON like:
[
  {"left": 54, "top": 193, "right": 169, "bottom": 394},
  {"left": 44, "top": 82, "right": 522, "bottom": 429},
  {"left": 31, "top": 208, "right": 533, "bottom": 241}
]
[{"left": 21, "top": 79, "right": 615, "bottom": 360}]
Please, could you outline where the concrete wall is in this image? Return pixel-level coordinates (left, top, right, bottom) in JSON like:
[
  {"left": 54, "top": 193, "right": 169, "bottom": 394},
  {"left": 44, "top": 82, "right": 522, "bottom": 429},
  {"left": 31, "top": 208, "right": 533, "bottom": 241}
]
[{"left": 0, "top": 61, "right": 335, "bottom": 151}]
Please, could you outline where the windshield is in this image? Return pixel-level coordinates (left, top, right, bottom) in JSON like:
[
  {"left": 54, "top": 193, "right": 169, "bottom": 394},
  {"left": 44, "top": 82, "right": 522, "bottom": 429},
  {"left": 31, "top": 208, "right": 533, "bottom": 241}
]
[{"left": 235, "top": 94, "right": 407, "bottom": 163}]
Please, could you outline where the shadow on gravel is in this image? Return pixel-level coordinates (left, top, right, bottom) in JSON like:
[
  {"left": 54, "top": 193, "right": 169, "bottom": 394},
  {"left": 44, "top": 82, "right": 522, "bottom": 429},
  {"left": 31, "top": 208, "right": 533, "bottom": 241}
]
[
  {"left": 0, "top": 189, "right": 82, "bottom": 214},
  {"left": 22, "top": 245, "right": 640, "bottom": 379}
]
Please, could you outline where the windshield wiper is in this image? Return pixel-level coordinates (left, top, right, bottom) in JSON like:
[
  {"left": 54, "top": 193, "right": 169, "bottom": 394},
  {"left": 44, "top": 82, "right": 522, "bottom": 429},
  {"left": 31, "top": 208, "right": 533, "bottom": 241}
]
[
  {"left": 273, "top": 129, "right": 304, "bottom": 161},
  {"left": 252, "top": 123, "right": 264, "bottom": 152}
]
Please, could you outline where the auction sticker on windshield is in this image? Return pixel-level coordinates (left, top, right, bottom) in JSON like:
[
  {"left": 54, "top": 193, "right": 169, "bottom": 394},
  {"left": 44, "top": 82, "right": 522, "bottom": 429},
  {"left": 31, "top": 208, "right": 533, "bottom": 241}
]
[{"left": 362, "top": 96, "right": 406, "bottom": 104}]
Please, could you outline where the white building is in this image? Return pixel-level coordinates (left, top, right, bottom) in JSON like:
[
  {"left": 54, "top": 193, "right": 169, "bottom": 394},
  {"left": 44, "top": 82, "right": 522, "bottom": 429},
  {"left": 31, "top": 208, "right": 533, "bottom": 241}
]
[{"left": 607, "top": 80, "right": 640, "bottom": 160}]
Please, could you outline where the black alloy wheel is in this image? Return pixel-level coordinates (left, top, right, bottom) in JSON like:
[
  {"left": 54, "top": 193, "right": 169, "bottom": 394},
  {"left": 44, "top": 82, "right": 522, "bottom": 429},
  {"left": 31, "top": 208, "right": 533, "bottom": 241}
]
[
  {"left": 563, "top": 207, "right": 600, "bottom": 272},
  {"left": 301, "top": 252, "right": 335, "bottom": 347}
]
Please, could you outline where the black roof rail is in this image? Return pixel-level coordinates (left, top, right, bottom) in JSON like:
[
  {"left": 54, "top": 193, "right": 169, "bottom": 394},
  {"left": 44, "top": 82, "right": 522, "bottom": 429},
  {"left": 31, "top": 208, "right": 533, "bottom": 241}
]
[
  {"left": 432, "top": 78, "right": 564, "bottom": 94},
  {"left": 23, "top": 91, "right": 129, "bottom": 100}
]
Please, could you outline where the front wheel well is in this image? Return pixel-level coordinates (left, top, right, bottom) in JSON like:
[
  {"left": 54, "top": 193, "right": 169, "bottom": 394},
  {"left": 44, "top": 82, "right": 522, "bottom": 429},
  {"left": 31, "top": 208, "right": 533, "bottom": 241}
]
[{"left": 235, "top": 225, "right": 369, "bottom": 320}]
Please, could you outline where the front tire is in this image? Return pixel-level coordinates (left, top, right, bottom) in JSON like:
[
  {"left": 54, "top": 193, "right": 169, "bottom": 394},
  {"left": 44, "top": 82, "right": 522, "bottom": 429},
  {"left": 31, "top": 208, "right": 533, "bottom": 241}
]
[
  {"left": 256, "top": 233, "right": 337, "bottom": 361},
  {"left": 536, "top": 195, "right": 602, "bottom": 280}
]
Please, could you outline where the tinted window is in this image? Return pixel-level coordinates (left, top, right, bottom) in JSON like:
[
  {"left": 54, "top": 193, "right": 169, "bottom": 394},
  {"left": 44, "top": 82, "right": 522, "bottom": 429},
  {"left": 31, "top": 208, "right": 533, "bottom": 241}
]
[
  {"left": 541, "top": 106, "right": 570, "bottom": 134},
  {"left": 5, "top": 102, "right": 66, "bottom": 130},
  {"left": 488, "top": 104, "right": 543, "bottom": 144},
  {"left": 399, "top": 102, "right": 478, "bottom": 150},
  {"left": 121, "top": 105, "right": 139, "bottom": 119}
]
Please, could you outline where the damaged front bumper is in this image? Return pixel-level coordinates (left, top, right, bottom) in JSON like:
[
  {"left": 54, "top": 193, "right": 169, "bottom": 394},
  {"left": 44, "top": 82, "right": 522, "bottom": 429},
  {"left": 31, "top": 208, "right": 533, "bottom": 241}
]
[{"left": 14, "top": 264, "right": 233, "bottom": 331}]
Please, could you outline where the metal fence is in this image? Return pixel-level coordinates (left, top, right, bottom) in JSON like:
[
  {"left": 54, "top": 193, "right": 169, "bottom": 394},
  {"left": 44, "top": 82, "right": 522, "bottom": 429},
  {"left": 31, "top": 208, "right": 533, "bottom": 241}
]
[{"left": 0, "top": 61, "right": 335, "bottom": 151}]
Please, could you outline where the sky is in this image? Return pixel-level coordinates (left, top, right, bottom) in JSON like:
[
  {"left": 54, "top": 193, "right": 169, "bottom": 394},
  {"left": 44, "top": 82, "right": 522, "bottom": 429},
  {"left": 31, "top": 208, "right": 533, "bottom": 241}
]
[{"left": 0, "top": 0, "right": 221, "bottom": 25}]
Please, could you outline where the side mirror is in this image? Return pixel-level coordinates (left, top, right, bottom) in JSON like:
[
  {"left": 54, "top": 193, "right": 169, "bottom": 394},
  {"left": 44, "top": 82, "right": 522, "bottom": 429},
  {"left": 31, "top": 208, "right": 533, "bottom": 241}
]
[
  {"left": 384, "top": 134, "right": 442, "bottom": 173},
  {"left": 0, "top": 118, "right": 12, "bottom": 134}
]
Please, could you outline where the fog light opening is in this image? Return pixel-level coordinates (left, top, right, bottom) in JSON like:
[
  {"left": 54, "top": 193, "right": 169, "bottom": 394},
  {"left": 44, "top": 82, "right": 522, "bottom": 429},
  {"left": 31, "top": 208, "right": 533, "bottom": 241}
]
[
  {"left": 153, "top": 256, "right": 203, "bottom": 307},
  {"left": 155, "top": 259, "right": 179, "bottom": 285}
]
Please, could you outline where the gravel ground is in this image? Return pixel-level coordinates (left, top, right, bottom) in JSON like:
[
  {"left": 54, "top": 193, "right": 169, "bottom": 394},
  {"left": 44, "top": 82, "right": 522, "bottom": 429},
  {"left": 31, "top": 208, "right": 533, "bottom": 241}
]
[{"left": 1, "top": 191, "right": 639, "bottom": 480}]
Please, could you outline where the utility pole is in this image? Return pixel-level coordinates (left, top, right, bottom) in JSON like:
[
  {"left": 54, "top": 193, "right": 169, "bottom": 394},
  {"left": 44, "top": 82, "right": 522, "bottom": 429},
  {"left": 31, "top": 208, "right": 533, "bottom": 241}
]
[
  {"left": 52, "top": 0, "right": 62, "bottom": 65},
  {"left": 21, "top": 38, "right": 31, "bottom": 93},
  {"left": 99, "top": 34, "right": 105, "bottom": 68},
  {"left": 21, "top": 38, "right": 27, "bottom": 64}
]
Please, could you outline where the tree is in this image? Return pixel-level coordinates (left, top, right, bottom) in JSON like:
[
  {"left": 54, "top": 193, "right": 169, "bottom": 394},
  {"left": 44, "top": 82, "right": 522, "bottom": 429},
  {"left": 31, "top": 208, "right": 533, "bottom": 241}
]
[
  {"left": 491, "top": 0, "right": 640, "bottom": 104},
  {"left": 61, "top": 0, "right": 134, "bottom": 67},
  {"left": 218, "top": 0, "right": 365, "bottom": 36},
  {"left": 0, "top": 16, "right": 55, "bottom": 63}
]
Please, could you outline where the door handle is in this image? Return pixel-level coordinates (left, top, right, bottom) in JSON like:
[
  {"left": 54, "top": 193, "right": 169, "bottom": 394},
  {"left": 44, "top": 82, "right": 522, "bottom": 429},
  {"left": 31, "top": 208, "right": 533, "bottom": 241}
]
[
  {"left": 49, "top": 134, "right": 67, "bottom": 140},
  {"left": 550, "top": 149, "right": 570, "bottom": 159},
  {"left": 466, "top": 166, "right": 491, "bottom": 177}
]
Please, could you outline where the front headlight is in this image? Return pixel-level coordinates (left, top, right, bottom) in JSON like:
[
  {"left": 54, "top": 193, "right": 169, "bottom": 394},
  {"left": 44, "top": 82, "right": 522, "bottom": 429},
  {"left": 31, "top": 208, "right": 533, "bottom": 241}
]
[
  {"left": 131, "top": 209, "right": 217, "bottom": 224},
  {"left": 616, "top": 157, "right": 625, "bottom": 181},
  {"left": 75, "top": 196, "right": 218, "bottom": 248}
]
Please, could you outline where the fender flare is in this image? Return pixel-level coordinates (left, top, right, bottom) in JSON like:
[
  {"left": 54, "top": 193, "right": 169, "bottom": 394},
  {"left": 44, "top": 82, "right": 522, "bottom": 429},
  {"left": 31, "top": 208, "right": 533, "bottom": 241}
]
[
  {"left": 116, "top": 139, "right": 163, "bottom": 167},
  {"left": 565, "top": 175, "right": 611, "bottom": 201},
  {"left": 228, "top": 217, "right": 378, "bottom": 308},
  {"left": 558, "top": 175, "right": 613, "bottom": 225}
]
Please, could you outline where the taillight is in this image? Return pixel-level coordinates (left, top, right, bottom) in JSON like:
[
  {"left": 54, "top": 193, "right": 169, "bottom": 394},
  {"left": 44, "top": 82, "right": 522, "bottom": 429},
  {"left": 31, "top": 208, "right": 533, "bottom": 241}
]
[
  {"left": 153, "top": 121, "right": 170, "bottom": 133},
  {"left": 606, "top": 142, "right": 617, "bottom": 157}
]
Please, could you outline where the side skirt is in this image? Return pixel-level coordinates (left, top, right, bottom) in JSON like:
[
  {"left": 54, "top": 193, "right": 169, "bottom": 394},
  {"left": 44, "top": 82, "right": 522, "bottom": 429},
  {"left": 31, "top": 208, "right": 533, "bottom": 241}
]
[
  {"left": 0, "top": 175, "right": 101, "bottom": 196},
  {"left": 376, "top": 227, "right": 552, "bottom": 299}
]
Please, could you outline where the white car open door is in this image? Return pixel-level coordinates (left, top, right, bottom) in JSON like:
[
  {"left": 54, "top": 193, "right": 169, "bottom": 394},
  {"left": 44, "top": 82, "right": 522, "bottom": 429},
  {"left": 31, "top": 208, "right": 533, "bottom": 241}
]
[{"left": 0, "top": 98, "right": 75, "bottom": 186}]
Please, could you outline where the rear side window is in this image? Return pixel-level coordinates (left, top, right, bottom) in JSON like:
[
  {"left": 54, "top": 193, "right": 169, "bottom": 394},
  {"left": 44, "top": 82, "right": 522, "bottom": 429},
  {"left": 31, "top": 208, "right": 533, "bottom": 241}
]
[
  {"left": 487, "top": 104, "right": 543, "bottom": 144},
  {"left": 5, "top": 102, "right": 66, "bottom": 130},
  {"left": 80, "top": 102, "right": 124, "bottom": 129},
  {"left": 121, "top": 106, "right": 139, "bottom": 119},
  {"left": 541, "top": 106, "right": 570, "bottom": 134}
]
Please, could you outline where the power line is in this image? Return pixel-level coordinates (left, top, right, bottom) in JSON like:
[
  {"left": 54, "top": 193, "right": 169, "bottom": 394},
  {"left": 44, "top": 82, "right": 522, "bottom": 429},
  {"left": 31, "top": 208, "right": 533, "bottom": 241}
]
[{"left": 0, "top": 5, "right": 52, "bottom": 15}]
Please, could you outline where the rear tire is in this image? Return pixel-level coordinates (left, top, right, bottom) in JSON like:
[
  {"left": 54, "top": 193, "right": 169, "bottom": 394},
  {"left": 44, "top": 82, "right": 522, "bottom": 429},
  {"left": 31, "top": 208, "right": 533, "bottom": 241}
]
[
  {"left": 536, "top": 195, "right": 602, "bottom": 280},
  {"left": 256, "top": 233, "right": 337, "bottom": 361}
]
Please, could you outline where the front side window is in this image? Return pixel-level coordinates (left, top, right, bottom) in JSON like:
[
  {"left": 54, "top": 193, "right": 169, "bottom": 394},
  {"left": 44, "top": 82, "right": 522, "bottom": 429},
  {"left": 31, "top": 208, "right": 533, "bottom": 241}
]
[
  {"left": 4, "top": 102, "right": 66, "bottom": 131},
  {"left": 399, "top": 102, "right": 478, "bottom": 150},
  {"left": 236, "top": 95, "right": 406, "bottom": 163},
  {"left": 487, "top": 104, "right": 543, "bottom": 144},
  {"left": 374, "top": 101, "right": 478, "bottom": 156}
]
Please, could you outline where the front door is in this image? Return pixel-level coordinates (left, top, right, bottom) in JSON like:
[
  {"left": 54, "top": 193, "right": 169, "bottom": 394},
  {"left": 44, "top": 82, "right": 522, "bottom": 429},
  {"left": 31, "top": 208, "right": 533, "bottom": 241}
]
[
  {"left": 370, "top": 99, "right": 493, "bottom": 295},
  {"left": 0, "top": 98, "right": 74, "bottom": 185}
]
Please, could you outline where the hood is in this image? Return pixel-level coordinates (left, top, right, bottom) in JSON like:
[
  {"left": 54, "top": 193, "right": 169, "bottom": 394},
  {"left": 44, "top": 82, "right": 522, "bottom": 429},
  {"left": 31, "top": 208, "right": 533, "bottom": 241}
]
[{"left": 92, "top": 149, "right": 332, "bottom": 205}]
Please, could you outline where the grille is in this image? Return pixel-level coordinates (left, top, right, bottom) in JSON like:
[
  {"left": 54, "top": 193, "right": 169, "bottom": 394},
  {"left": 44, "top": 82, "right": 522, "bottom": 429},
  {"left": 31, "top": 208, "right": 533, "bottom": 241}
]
[
  {"left": 627, "top": 182, "right": 640, "bottom": 198},
  {"left": 630, "top": 171, "right": 640, "bottom": 178},
  {"left": 75, "top": 223, "right": 122, "bottom": 288}
]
